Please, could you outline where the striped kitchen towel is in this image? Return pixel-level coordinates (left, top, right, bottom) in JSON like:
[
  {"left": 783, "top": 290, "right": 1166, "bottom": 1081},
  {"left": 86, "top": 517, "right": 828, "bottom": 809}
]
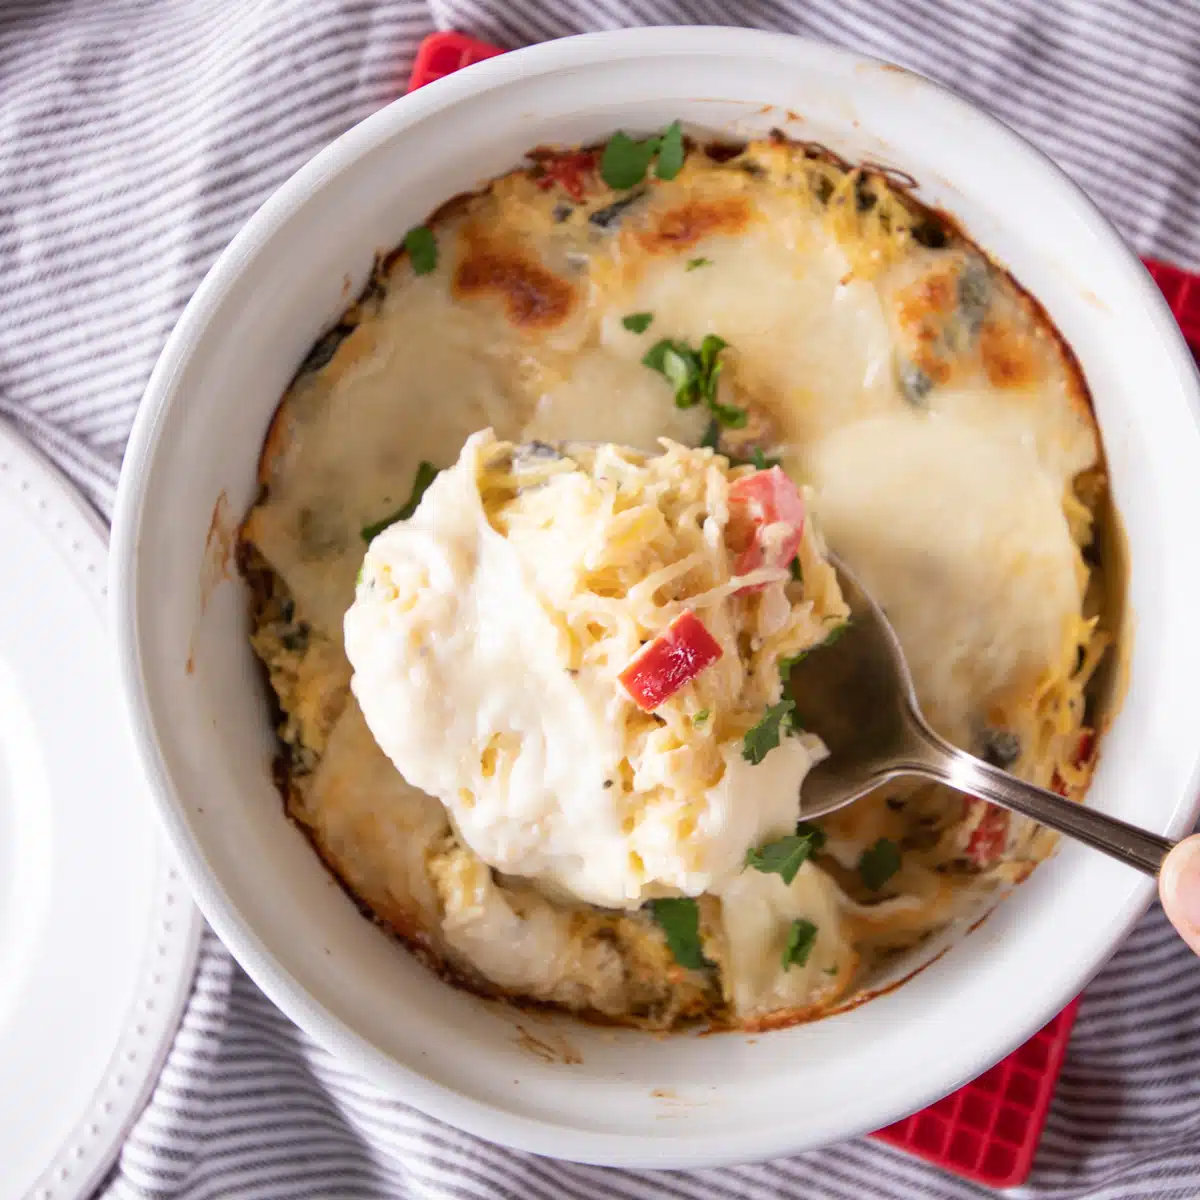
[{"left": 3, "top": 2, "right": 1199, "bottom": 1198}]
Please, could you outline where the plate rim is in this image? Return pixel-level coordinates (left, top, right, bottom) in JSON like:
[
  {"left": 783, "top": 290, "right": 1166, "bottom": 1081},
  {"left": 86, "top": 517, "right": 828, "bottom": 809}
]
[{"left": 0, "top": 419, "right": 203, "bottom": 1200}]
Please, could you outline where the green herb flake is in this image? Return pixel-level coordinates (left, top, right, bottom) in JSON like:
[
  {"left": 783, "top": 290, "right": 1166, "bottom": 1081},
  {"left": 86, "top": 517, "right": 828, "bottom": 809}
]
[
  {"left": 778, "top": 622, "right": 847, "bottom": 678},
  {"left": 661, "top": 346, "right": 698, "bottom": 408},
  {"left": 644, "top": 333, "right": 745, "bottom": 428},
  {"left": 361, "top": 460, "right": 441, "bottom": 542},
  {"left": 722, "top": 444, "right": 781, "bottom": 471},
  {"left": 781, "top": 919, "right": 818, "bottom": 971},
  {"left": 789, "top": 556, "right": 803, "bottom": 582},
  {"left": 859, "top": 838, "right": 902, "bottom": 891},
  {"left": 777, "top": 648, "right": 808, "bottom": 679},
  {"left": 600, "top": 131, "right": 660, "bottom": 190},
  {"left": 643, "top": 339, "right": 699, "bottom": 407},
  {"left": 823, "top": 620, "right": 851, "bottom": 647},
  {"left": 693, "top": 709, "right": 711, "bottom": 727},
  {"left": 687, "top": 256, "right": 713, "bottom": 271},
  {"left": 641, "top": 337, "right": 673, "bottom": 372},
  {"left": 700, "top": 419, "right": 721, "bottom": 451},
  {"left": 698, "top": 333, "right": 727, "bottom": 378},
  {"left": 708, "top": 395, "right": 748, "bottom": 429},
  {"left": 745, "top": 832, "right": 821, "bottom": 885},
  {"left": 655, "top": 120, "right": 685, "bottom": 180},
  {"left": 742, "top": 698, "right": 796, "bottom": 765},
  {"left": 622, "top": 311, "right": 654, "bottom": 334},
  {"left": 794, "top": 821, "right": 828, "bottom": 852},
  {"left": 404, "top": 226, "right": 438, "bottom": 276},
  {"left": 649, "top": 897, "right": 709, "bottom": 970},
  {"left": 698, "top": 336, "right": 745, "bottom": 428},
  {"left": 602, "top": 121, "right": 687, "bottom": 190},
  {"left": 823, "top": 964, "right": 839, "bottom": 976}
]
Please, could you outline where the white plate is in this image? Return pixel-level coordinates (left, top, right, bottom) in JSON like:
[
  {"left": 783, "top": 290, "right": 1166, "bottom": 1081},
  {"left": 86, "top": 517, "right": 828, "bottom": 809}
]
[{"left": 0, "top": 422, "right": 201, "bottom": 1200}]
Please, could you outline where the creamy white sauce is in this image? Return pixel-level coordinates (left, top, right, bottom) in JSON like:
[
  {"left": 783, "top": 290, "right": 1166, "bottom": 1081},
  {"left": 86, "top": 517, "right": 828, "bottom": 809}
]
[{"left": 344, "top": 432, "right": 825, "bottom": 910}]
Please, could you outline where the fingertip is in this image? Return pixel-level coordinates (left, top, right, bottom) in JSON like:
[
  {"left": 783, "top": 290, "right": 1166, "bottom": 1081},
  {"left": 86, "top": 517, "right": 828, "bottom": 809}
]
[{"left": 1159, "top": 835, "right": 1200, "bottom": 954}]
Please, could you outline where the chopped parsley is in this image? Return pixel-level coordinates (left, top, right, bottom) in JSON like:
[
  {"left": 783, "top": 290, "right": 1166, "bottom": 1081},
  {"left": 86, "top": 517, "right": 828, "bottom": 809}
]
[
  {"left": 649, "top": 897, "right": 708, "bottom": 970},
  {"left": 823, "top": 964, "right": 839, "bottom": 976},
  {"left": 781, "top": 919, "right": 818, "bottom": 971},
  {"left": 778, "top": 649, "right": 808, "bottom": 679},
  {"left": 655, "top": 120, "right": 685, "bottom": 180},
  {"left": 698, "top": 332, "right": 725, "bottom": 381},
  {"left": 361, "top": 460, "right": 441, "bottom": 541},
  {"left": 661, "top": 345, "right": 693, "bottom": 401},
  {"left": 693, "top": 708, "right": 711, "bottom": 727},
  {"left": 794, "top": 820, "right": 828, "bottom": 851},
  {"left": 730, "top": 445, "right": 781, "bottom": 470},
  {"left": 859, "top": 838, "right": 902, "bottom": 891},
  {"left": 643, "top": 334, "right": 746, "bottom": 428},
  {"left": 600, "top": 120, "right": 686, "bottom": 190},
  {"left": 822, "top": 620, "right": 851, "bottom": 647},
  {"left": 708, "top": 440, "right": 784, "bottom": 471},
  {"left": 701, "top": 337, "right": 748, "bottom": 427},
  {"left": 742, "top": 698, "right": 796, "bottom": 765},
  {"left": 622, "top": 311, "right": 654, "bottom": 334},
  {"left": 600, "top": 133, "right": 655, "bottom": 190},
  {"left": 687, "top": 257, "right": 713, "bottom": 271},
  {"left": 745, "top": 830, "right": 822, "bottom": 885},
  {"left": 778, "top": 621, "right": 849, "bottom": 679},
  {"left": 789, "top": 556, "right": 803, "bottom": 582},
  {"left": 404, "top": 226, "right": 438, "bottom": 275}
]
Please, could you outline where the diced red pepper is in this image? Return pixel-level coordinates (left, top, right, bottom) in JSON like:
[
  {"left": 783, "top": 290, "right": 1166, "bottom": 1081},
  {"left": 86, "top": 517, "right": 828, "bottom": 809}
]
[
  {"left": 965, "top": 801, "right": 1010, "bottom": 868},
  {"left": 618, "top": 610, "right": 723, "bottom": 711},
  {"left": 534, "top": 150, "right": 596, "bottom": 202},
  {"left": 727, "top": 467, "right": 806, "bottom": 589},
  {"left": 1074, "top": 730, "right": 1095, "bottom": 768}
]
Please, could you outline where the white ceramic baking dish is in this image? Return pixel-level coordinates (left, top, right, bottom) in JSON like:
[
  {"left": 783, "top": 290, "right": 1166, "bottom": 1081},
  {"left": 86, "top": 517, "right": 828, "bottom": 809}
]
[{"left": 110, "top": 27, "right": 1200, "bottom": 1169}]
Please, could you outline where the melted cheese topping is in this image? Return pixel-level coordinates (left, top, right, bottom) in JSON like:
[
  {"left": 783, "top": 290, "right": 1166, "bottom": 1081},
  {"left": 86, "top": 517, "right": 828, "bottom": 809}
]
[
  {"left": 345, "top": 432, "right": 844, "bottom": 909},
  {"left": 806, "top": 411, "right": 1084, "bottom": 745},
  {"left": 717, "top": 862, "right": 859, "bottom": 1018},
  {"left": 240, "top": 135, "right": 1111, "bottom": 1030}
]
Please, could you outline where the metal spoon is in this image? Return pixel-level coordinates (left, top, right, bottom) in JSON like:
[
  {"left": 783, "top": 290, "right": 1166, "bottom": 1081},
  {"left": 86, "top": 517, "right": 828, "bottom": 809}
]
[{"left": 789, "top": 553, "right": 1175, "bottom": 876}]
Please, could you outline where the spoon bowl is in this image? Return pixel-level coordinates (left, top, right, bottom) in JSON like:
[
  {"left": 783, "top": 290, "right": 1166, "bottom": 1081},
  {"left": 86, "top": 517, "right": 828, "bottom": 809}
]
[{"left": 789, "top": 553, "right": 1175, "bottom": 876}]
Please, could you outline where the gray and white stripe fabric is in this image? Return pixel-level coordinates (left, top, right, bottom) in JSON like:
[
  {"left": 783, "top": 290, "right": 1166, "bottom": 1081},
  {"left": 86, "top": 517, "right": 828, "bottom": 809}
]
[{"left": 3, "top": 2, "right": 1198, "bottom": 1197}]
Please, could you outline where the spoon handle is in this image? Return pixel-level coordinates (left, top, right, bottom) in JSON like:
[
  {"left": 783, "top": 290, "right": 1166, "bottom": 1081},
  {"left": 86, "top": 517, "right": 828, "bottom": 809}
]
[{"left": 912, "top": 726, "right": 1176, "bottom": 876}]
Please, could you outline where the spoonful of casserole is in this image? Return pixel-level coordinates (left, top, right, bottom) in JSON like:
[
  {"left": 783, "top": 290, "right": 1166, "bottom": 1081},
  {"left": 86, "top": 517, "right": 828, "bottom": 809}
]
[{"left": 344, "top": 430, "right": 847, "bottom": 911}]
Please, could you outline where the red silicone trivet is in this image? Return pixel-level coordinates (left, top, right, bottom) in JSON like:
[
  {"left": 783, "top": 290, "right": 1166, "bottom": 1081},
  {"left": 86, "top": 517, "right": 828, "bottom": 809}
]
[
  {"left": 1145, "top": 258, "right": 1200, "bottom": 351},
  {"left": 408, "top": 31, "right": 503, "bottom": 90},
  {"left": 407, "top": 31, "right": 1200, "bottom": 1189},
  {"left": 871, "top": 998, "right": 1081, "bottom": 1186}
]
